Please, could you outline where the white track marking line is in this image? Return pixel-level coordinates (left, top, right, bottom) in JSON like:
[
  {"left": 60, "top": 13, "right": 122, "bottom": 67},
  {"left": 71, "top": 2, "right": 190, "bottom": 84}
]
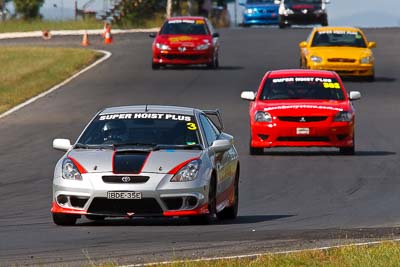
[
  {"left": 0, "top": 28, "right": 159, "bottom": 39},
  {"left": 122, "top": 238, "right": 400, "bottom": 267},
  {"left": 0, "top": 49, "right": 112, "bottom": 120}
]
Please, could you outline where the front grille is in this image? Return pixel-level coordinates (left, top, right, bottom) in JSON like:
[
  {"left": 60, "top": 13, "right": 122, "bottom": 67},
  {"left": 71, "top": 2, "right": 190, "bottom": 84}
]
[
  {"left": 259, "top": 9, "right": 275, "bottom": 13},
  {"left": 336, "top": 70, "right": 356, "bottom": 74},
  {"left": 277, "top": 136, "right": 329, "bottom": 142},
  {"left": 88, "top": 198, "right": 163, "bottom": 216},
  {"left": 328, "top": 58, "right": 356, "bottom": 63},
  {"left": 293, "top": 9, "right": 314, "bottom": 14},
  {"left": 278, "top": 116, "right": 327, "bottom": 122},
  {"left": 102, "top": 176, "right": 150, "bottom": 184},
  {"left": 162, "top": 54, "right": 202, "bottom": 60}
]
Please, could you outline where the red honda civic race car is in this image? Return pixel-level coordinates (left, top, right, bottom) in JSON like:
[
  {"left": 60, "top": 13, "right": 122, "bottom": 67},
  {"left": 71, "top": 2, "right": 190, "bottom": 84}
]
[
  {"left": 241, "top": 69, "right": 361, "bottom": 155},
  {"left": 150, "top": 16, "right": 220, "bottom": 69}
]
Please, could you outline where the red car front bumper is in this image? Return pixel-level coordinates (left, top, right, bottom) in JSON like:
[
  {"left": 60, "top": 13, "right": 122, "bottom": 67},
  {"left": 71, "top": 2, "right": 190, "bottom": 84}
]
[
  {"left": 153, "top": 49, "right": 213, "bottom": 65},
  {"left": 250, "top": 121, "right": 354, "bottom": 148}
]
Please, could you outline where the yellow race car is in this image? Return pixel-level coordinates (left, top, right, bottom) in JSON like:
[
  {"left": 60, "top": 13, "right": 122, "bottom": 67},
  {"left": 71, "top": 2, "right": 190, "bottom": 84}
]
[{"left": 299, "top": 26, "right": 376, "bottom": 81}]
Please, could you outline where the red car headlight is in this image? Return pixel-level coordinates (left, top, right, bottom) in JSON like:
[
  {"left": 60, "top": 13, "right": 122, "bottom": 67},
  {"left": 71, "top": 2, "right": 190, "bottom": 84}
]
[
  {"left": 155, "top": 43, "right": 171, "bottom": 50},
  {"left": 196, "top": 43, "right": 210, "bottom": 50},
  {"left": 333, "top": 111, "right": 353, "bottom": 122},
  {"left": 254, "top": 111, "right": 272, "bottom": 122}
]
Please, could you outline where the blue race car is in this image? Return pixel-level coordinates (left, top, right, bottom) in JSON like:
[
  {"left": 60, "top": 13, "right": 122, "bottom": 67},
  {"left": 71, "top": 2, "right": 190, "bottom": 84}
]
[{"left": 241, "top": 0, "right": 279, "bottom": 26}]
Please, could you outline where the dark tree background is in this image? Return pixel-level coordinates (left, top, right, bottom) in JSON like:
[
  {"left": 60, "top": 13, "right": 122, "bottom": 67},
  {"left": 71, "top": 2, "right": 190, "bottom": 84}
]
[{"left": 13, "top": 0, "right": 44, "bottom": 19}]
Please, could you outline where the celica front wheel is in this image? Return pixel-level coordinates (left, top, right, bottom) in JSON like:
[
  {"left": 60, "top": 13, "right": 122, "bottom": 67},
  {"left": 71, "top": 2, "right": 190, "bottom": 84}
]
[
  {"left": 189, "top": 176, "right": 216, "bottom": 225},
  {"left": 217, "top": 167, "right": 239, "bottom": 220}
]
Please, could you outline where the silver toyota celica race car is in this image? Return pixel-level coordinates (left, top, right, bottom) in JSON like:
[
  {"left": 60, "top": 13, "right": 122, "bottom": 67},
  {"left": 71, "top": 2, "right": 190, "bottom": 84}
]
[{"left": 51, "top": 105, "right": 240, "bottom": 225}]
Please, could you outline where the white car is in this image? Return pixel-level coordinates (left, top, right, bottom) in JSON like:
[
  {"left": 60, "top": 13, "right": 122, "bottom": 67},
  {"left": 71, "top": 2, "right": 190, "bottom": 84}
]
[{"left": 51, "top": 105, "right": 240, "bottom": 225}]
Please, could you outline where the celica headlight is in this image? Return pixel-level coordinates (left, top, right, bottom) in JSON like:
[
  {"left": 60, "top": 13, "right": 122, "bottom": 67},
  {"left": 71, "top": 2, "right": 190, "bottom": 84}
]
[
  {"left": 310, "top": 55, "right": 323, "bottom": 63},
  {"left": 156, "top": 43, "right": 171, "bottom": 51},
  {"left": 170, "top": 159, "right": 201, "bottom": 182},
  {"left": 360, "top": 56, "right": 373, "bottom": 64},
  {"left": 62, "top": 158, "right": 83, "bottom": 180},
  {"left": 255, "top": 111, "right": 272, "bottom": 122},
  {"left": 333, "top": 111, "right": 353, "bottom": 122}
]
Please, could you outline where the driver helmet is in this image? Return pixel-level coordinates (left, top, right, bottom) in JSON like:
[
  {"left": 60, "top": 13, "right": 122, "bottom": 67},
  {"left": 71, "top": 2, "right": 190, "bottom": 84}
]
[{"left": 102, "top": 120, "right": 127, "bottom": 142}]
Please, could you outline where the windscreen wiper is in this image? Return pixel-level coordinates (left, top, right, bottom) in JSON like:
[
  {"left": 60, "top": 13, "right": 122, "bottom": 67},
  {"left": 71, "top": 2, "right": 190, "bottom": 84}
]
[
  {"left": 74, "top": 143, "right": 114, "bottom": 149},
  {"left": 114, "top": 142, "right": 157, "bottom": 147},
  {"left": 113, "top": 143, "right": 158, "bottom": 152},
  {"left": 153, "top": 144, "right": 203, "bottom": 151}
]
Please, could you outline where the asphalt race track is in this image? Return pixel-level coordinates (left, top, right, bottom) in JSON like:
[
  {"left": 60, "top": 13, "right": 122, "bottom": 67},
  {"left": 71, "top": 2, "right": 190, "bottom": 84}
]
[{"left": 1, "top": 27, "right": 400, "bottom": 266}]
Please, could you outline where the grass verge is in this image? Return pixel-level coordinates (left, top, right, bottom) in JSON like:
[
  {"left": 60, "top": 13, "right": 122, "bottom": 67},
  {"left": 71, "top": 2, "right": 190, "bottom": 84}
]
[
  {"left": 0, "top": 47, "right": 102, "bottom": 114},
  {"left": 99, "top": 241, "right": 400, "bottom": 267},
  {"left": 0, "top": 16, "right": 163, "bottom": 33},
  {"left": 0, "top": 18, "right": 105, "bottom": 33}
]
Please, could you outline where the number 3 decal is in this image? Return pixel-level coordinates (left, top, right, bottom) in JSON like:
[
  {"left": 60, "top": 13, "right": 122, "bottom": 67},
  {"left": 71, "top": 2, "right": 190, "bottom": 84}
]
[{"left": 187, "top": 123, "right": 197, "bottom": 130}]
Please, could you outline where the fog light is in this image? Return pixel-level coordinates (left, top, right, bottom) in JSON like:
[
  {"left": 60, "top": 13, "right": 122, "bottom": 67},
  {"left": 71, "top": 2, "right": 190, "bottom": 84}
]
[
  {"left": 187, "top": 196, "right": 198, "bottom": 207},
  {"left": 57, "top": 195, "right": 68, "bottom": 205}
]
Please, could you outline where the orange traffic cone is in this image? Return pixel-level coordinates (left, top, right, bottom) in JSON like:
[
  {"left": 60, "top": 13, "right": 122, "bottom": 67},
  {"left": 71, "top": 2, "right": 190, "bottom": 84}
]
[
  {"left": 104, "top": 25, "right": 113, "bottom": 44},
  {"left": 81, "top": 31, "right": 90, "bottom": 46}
]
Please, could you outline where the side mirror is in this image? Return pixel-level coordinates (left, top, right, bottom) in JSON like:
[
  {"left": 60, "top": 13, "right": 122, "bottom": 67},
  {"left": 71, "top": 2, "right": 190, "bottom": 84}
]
[
  {"left": 211, "top": 139, "right": 231, "bottom": 152},
  {"left": 274, "top": 0, "right": 281, "bottom": 4},
  {"left": 349, "top": 91, "right": 361, "bottom": 101},
  {"left": 53, "top": 138, "right": 72, "bottom": 151},
  {"left": 212, "top": 32, "right": 220, "bottom": 38},
  {"left": 149, "top": 32, "right": 156, "bottom": 38},
  {"left": 324, "top": 0, "right": 330, "bottom": 4},
  {"left": 299, "top": 41, "right": 308, "bottom": 48},
  {"left": 368, "top": 41, "right": 376, "bottom": 48},
  {"left": 241, "top": 91, "right": 256, "bottom": 101}
]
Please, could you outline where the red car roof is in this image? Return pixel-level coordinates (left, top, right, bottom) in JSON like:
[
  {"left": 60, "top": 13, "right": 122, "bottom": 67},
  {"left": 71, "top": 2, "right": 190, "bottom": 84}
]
[
  {"left": 267, "top": 69, "right": 337, "bottom": 78},
  {"left": 167, "top": 16, "right": 206, "bottom": 21}
]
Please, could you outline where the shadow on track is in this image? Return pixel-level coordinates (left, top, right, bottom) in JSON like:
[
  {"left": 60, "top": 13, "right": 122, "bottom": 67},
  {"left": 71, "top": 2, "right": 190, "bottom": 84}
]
[
  {"left": 248, "top": 150, "right": 396, "bottom": 157},
  {"left": 76, "top": 214, "right": 294, "bottom": 227},
  {"left": 216, "top": 214, "right": 295, "bottom": 225},
  {"left": 154, "top": 65, "right": 244, "bottom": 71}
]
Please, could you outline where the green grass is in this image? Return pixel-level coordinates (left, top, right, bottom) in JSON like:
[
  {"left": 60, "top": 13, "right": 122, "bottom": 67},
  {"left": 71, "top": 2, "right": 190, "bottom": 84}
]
[
  {"left": 0, "top": 16, "right": 163, "bottom": 33},
  {"left": 0, "top": 18, "right": 106, "bottom": 33},
  {"left": 0, "top": 47, "right": 102, "bottom": 114},
  {"left": 116, "top": 12, "right": 165, "bottom": 29},
  {"left": 97, "top": 241, "right": 400, "bottom": 267}
]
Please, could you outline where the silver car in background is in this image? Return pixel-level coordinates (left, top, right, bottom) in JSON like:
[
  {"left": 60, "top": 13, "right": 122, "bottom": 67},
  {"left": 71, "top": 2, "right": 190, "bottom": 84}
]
[{"left": 51, "top": 105, "right": 240, "bottom": 225}]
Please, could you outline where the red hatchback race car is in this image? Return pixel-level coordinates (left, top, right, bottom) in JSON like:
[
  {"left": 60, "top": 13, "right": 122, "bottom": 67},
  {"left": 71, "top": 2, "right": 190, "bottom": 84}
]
[
  {"left": 241, "top": 69, "right": 361, "bottom": 155},
  {"left": 150, "top": 16, "right": 220, "bottom": 69}
]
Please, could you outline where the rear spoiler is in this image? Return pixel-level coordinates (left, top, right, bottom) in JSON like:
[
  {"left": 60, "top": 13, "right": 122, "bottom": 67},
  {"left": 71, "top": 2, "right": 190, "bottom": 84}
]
[{"left": 203, "top": 109, "right": 224, "bottom": 131}]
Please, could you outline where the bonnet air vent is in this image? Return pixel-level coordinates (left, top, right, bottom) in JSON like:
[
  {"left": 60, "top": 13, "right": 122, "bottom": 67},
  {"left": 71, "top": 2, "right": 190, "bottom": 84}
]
[{"left": 113, "top": 151, "right": 149, "bottom": 174}]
